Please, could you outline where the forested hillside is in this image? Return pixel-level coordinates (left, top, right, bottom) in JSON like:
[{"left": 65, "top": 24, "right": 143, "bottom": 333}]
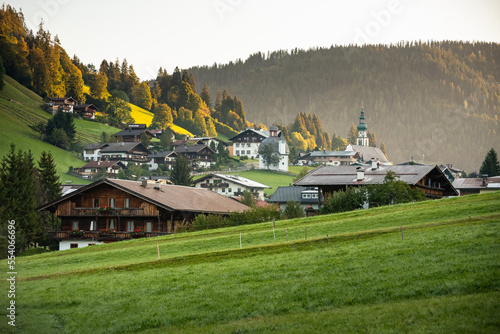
[{"left": 189, "top": 42, "right": 500, "bottom": 171}]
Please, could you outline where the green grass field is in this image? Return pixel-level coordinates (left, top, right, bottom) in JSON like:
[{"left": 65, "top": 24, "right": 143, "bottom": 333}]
[
  {"left": 227, "top": 169, "right": 298, "bottom": 195},
  {"left": 3, "top": 192, "right": 499, "bottom": 333}
]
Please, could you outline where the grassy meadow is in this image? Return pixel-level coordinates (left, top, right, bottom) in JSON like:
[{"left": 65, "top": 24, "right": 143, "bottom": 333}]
[{"left": 2, "top": 191, "right": 499, "bottom": 333}]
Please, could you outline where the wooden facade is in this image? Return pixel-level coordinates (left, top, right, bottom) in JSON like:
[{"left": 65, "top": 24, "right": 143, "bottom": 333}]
[{"left": 38, "top": 178, "right": 249, "bottom": 249}]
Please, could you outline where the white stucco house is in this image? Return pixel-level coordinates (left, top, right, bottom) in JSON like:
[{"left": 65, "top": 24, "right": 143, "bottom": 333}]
[{"left": 258, "top": 126, "right": 289, "bottom": 172}]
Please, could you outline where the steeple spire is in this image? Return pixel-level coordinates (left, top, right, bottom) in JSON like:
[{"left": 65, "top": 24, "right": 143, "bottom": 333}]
[{"left": 356, "top": 103, "right": 369, "bottom": 146}]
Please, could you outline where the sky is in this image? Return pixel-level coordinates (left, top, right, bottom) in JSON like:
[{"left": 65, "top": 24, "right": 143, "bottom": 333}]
[{"left": 6, "top": 0, "right": 500, "bottom": 80}]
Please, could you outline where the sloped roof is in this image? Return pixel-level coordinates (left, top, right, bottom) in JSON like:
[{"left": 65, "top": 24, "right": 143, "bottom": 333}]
[
  {"left": 100, "top": 142, "right": 150, "bottom": 154},
  {"left": 148, "top": 150, "right": 177, "bottom": 159},
  {"left": 74, "top": 104, "right": 98, "bottom": 111},
  {"left": 113, "top": 128, "right": 152, "bottom": 137},
  {"left": 83, "top": 143, "right": 108, "bottom": 150},
  {"left": 174, "top": 144, "right": 214, "bottom": 154},
  {"left": 294, "top": 164, "right": 457, "bottom": 195},
  {"left": 452, "top": 176, "right": 500, "bottom": 189},
  {"left": 229, "top": 128, "right": 269, "bottom": 142},
  {"left": 267, "top": 186, "right": 321, "bottom": 204},
  {"left": 78, "top": 160, "right": 126, "bottom": 169},
  {"left": 351, "top": 145, "right": 389, "bottom": 163},
  {"left": 310, "top": 150, "right": 358, "bottom": 157},
  {"left": 194, "top": 174, "right": 271, "bottom": 189},
  {"left": 258, "top": 133, "right": 289, "bottom": 154},
  {"left": 38, "top": 178, "right": 249, "bottom": 214}
]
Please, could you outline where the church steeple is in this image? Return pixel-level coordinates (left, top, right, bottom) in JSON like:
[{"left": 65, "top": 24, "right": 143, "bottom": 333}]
[{"left": 356, "top": 103, "right": 369, "bottom": 146}]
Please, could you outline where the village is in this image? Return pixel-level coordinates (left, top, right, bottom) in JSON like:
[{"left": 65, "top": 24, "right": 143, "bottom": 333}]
[{"left": 34, "top": 98, "right": 500, "bottom": 251}]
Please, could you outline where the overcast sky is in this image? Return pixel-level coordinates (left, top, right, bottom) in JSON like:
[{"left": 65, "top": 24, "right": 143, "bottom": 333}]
[{"left": 6, "top": 0, "right": 500, "bottom": 80}]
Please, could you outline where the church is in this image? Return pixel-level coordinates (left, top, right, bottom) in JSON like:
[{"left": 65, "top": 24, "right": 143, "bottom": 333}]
[
  {"left": 258, "top": 125, "right": 289, "bottom": 172},
  {"left": 351, "top": 107, "right": 390, "bottom": 164}
]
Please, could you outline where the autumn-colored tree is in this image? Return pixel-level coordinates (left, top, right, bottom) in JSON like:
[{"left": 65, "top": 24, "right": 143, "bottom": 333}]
[
  {"left": 90, "top": 71, "right": 108, "bottom": 99},
  {"left": 347, "top": 123, "right": 358, "bottom": 145},
  {"left": 380, "top": 142, "right": 388, "bottom": 159},
  {"left": 151, "top": 103, "right": 173, "bottom": 129},
  {"left": 132, "top": 81, "right": 153, "bottom": 110}
]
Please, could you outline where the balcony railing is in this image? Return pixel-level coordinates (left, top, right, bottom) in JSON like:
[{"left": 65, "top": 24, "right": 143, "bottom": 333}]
[
  {"left": 48, "top": 231, "right": 170, "bottom": 240},
  {"left": 60, "top": 207, "right": 149, "bottom": 217},
  {"left": 200, "top": 182, "right": 229, "bottom": 189}
]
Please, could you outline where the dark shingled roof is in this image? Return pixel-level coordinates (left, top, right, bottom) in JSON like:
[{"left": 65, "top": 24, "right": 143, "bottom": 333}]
[
  {"left": 100, "top": 142, "right": 150, "bottom": 154},
  {"left": 83, "top": 143, "right": 108, "bottom": 150},
  {"left": 174, "top": 144, "right": 214, "bottom": 154},
  {"left": 267, "top": 186, "right": 321, "bottom": 204}
]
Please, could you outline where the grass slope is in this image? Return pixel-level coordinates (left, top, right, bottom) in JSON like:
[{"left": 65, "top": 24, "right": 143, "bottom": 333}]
[{"left": 3, "top": 192, "right": 499, "bottom": 333}]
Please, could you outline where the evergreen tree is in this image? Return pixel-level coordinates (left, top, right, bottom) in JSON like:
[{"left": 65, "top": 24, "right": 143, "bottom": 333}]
[
  {"left": 348, "top": 123, "right": 358, "bottom": 145},
  {"left": 0, "top": 55, "right": 5, "bottom": 91},
  {"left": 240, "top": 190, "right": 256, "bottom": 208},
  {"left": 170, "top": 154, "right": 193, "bottom": 186},
  {"left": 194, "top": 113, "right": 208, "bottom": 137},
  {"left": 0, "top": 145, "right": 41, "bottom": 250},
  {"left": 200, "top": 84, "right": 212, "bottom": 108},
  {"left": 160, "top": 129, "right": 173, "bottom": 150},
  {"left": 380, "top": 142, "right": 388, "bottom": 159},
  {"left": 37, "top": 151, "right": 61, "bottom": 203},
  {"left": 101, "top": 131, "right": 110, "bottom": 143},
  {"left": 479, "top": 148, "right": 500, "bottom": 177}
]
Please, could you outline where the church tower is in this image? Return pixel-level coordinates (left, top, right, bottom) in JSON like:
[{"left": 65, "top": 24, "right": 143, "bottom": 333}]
[{"left": 356, "top": 105, "right": 369, "bottom": 146}]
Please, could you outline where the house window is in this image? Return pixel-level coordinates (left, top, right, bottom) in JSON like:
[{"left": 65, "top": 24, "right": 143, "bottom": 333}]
[
  {"left": 127, "top": 221, "right": 134, "bottom": 232},
  {"left": 90, "top": 221, "right": 96, "bottom": 231},
  {"left": 70, "top": 243, "right": 78, "bottom": 249},
  {"left": 124, "top": 198, "right": 130, "bottom": 208},
  {"left": 236, "top": 143, "right": 240, "bottom": 147},
  {"left": 72, "top": 221, "right": 78, "bottom": 230},
  {"left": 94, "top": 198, "right": 100, "bottom": 208},
  {"left": 247, "top": 150, "right": 251, "bottom": 154},
  {"left": 109, "top": 219, "right": 115, "bottom": 230},
  {"left": 247, "top": 143, "right": 250, "bottom": 147},
  {"left": 228, "top": 188, "right": 232, "bottom": 193},
  {"left": 238, "top": 188, "right": 241, "bottom": 193},
  {"left": 222, "top": 188, "right": 225, "bottom": 193},
  {"left": 235, "top": 150, "right": 239, "bottom": 155},
  {"left": 109, "top": 198, "right": 115, "bottom": 208},
  {"left": 88, "top": 243, "right": 96, "bottom": 246}
]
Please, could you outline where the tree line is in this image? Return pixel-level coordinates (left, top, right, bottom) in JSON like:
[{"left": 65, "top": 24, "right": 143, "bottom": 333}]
[
  {"left": 0, "top": 145, "right": 61, "bottom": 254},
  {"left": 188, "top": 41, "right": 500, "bottom": 172}
]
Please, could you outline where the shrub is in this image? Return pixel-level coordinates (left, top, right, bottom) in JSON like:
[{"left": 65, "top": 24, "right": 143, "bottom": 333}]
[
  {"left": 320, "top": 187, "right": 366, "bottom": 214},
  {"left": 191, "top": 214, "right": 227, "bottom": 231},
  {"left": 282, "top": 201, "right": 305, "bottom": 219}
]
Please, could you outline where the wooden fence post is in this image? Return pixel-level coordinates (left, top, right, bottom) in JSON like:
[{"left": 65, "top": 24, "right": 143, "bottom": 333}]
[{"left": 157, "top": 242, "right": 160, "bottom": 260}]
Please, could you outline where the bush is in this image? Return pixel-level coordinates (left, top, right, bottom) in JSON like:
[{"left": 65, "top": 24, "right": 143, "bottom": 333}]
[
  {"left": 228, "top": 204, "right": 280, "bottom": 227},
  {"left": 191, "top": 214, "right": 227, "bottom": 231},
  {"left": 320, "top": 187, "right": 366, "bottom": 214},
  {"left": 282, "top": 201, "right": 305, "bottom": 219}
]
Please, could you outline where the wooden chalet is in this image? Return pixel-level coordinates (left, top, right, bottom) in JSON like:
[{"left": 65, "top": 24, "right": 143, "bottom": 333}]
[
  {"left": 147, "top": 150, "right": 178, "bottom": 171},
  {"left": 73, "top": 160, "right": 127, "bottom": 179},
  {"left": 45, "top": 97, "right": 77, "bottom": 114},
  {"left": 294, "top": 163, "right": 458, "bottom": 204},
  {"left": 173, "top": 144, "right": 215, "bottom": 168},
  {"left": 37, "top": 178, "right": 249, "bottom": 250},
  {"left": 73, "top": 104, "right": 98, "bottom": 119},
  {"left": 113, "top": 124, "right": 153, "bottom": 142},
  {"left": 229, "top": 128, "right": 269, "bottom": 158},
  {"left": 99, "top": 142, "right": 151, "bottom": 163}
]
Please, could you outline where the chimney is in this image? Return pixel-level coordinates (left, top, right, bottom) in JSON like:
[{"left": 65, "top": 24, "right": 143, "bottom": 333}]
[
  {"left": 154, "top": 182, "right": 160, "bottom": 190},
  {"left": 141, "top": 180, "right": 147, "bottom": 187},
  {"left": 356, "top": 167, "right": 364, "bottom": 181},
  {"left": 371, "top": 158, "right": 377, "bottom": 170},
  {"left": 482, "top": 174, "right": 488, "bottom": 186}
]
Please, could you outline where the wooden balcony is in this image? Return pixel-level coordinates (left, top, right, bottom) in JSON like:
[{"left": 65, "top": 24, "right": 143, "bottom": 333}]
[
  {"left": 59, "top": 207, "right": 149, "bottom": 217},
  {"left": 48, "top": 231, "right": 170, "bottom": 241},
  {"left": 200, "top": 182, "right": 229, "bottom": 189}
]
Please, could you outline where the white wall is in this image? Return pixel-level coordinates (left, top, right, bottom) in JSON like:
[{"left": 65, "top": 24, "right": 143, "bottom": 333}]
[{"left": 59, "top": 240, "right": 105, "bottom": 251}]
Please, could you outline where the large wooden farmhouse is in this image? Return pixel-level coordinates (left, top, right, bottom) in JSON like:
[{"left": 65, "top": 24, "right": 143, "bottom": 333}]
[
  {"left": 294, "top": 163, "right": 458, "bottom": 203},
  {"left": 38, "top": 178, "right": 249, "bottom": 250}
]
